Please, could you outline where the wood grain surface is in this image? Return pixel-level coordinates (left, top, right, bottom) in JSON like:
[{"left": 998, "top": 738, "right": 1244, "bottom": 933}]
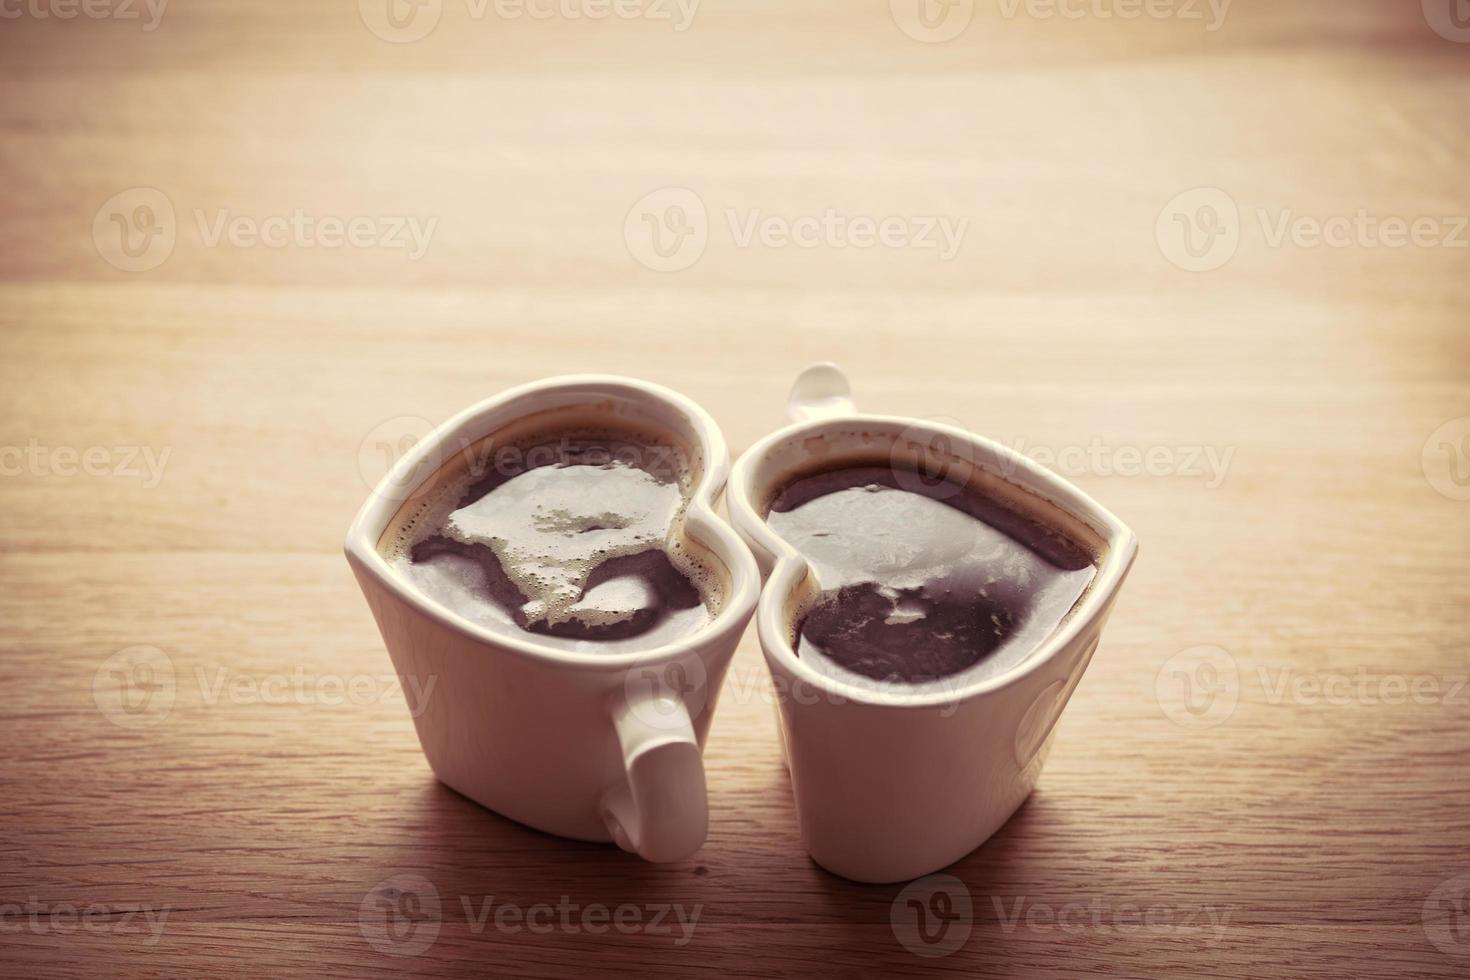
[{"left": 2, "top": 1, "right": 1468, "bottom": 976}]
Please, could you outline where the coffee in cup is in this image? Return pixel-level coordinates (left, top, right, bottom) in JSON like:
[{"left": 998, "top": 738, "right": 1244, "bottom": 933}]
[
  {"left": 377, "top": 414, "right": 725, "bottom": 655},
  {"left": 764, "top": 460, "right": 1098, "bottom": 688}
]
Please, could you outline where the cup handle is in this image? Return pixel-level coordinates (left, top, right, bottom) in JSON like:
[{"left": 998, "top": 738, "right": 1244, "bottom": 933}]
[
  {"left": 786, "top": 362, "right": 856, "bottom": 422},
  {"left": 599, "top": 693, "right": 708, "bottom": 863}
]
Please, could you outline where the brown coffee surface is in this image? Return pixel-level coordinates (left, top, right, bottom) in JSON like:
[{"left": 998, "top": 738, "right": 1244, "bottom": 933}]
[
  {"left": 766, "top": 465, "right": 1097, "bottom": 687},
  {"left": 381, "top": 428, "right": 715, "bottom": 654}
]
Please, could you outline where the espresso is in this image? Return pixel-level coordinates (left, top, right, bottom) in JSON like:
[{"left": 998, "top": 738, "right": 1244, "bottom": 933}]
[
  {"left": 378, "top": 423, "right": 719, "bottom": 654},
  {"left": 765, "top": 464, "right": 1097, "bottom": 687}
]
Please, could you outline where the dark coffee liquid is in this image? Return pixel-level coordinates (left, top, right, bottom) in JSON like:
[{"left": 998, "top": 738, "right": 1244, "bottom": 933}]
[
  {"left": 382, "top": 429, "right": 715, "bottom": 654},
  {"left": 766, "top": 465, "right": 1096, "bottom": 687}
]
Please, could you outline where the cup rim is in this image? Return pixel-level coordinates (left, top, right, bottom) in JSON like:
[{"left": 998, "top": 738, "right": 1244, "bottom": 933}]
[
  {"left": 727, "top": 413, "right": 1138, "bottom": 708},
  {"left": 344, "top": 374, "right": 761, "bottom": 671}
]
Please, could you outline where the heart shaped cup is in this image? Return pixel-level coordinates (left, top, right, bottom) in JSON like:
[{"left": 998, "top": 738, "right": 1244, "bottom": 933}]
[
  {"left": 727, "top": 365, "right": 1138, "bottom": 883},
  {"left": 346, "top": 376, "right": 759, "bottom": 862}
]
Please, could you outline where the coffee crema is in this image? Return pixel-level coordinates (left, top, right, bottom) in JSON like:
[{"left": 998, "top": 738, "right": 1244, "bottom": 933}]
[
  {"left": 765, "top": 463, "right": 1098, "bottom": 688},
  {"left": 378, "top": 420, "right": 722, "bottom": 654}
]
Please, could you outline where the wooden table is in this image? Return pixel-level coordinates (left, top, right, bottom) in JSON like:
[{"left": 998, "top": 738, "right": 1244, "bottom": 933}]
[{"left": 2, "top": 1, "right": 1467, "bottom": 976}]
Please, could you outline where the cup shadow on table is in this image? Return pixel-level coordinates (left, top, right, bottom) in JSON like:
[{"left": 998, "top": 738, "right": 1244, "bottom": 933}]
[
  {"left": 787, "top": 790, "right": 1053, "bottom": 971},
  {"left": 370, "top": 767, "right": 1054, "bottom": 968}
]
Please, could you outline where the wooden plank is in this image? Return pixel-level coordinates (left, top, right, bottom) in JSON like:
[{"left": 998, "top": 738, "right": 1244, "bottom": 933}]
[{"left": 1, "top": 1, "right": 1467, "bottom": 976}]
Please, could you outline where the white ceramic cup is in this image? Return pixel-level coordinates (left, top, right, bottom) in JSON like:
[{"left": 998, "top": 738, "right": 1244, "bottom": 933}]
[
  {"left": 345, "top": 376, "right": 759, "bottom": 863},
  {"left": 727, "top": 365, "right": 1138, "bottom": 883}
]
